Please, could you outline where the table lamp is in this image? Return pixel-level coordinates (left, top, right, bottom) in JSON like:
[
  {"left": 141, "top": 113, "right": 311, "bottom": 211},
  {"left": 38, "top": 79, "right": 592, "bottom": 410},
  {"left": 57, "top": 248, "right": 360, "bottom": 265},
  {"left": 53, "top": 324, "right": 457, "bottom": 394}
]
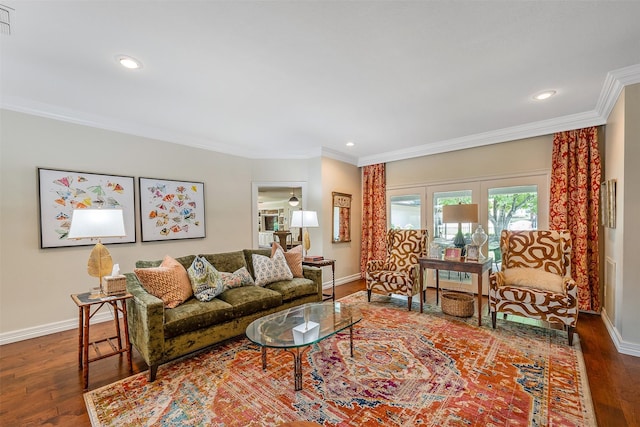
[
  {"left": 442, "top": 203, "right": 478, "bottom": 249},
  {"left": 67, "top": 208, "right": 126, "bottom": 295},
  {"left": 290, "top": 210, "right": 319, "bottom": 257}
]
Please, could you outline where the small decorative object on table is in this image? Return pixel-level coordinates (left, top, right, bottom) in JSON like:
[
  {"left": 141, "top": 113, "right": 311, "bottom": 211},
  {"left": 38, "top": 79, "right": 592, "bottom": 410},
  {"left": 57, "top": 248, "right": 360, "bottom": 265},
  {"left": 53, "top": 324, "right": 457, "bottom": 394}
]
[
  {"left": 292, "top": 321, "right": 320, "bottom": 344},
  {"left": 104, "top": 275, "right": 127, "bottom": 295},
  {"left": 465, "top": 245, "right": 479, "bottom": 262},
  {"left": 471, "top": 225, "right": 488, "bottom": 259},
  {"left": 428, "top": 241, "right": 441, "bottom": 258},
  {"left": 441, "top": 291, "right": 474, "bottom": 317},
  {"left": 444, "top": 247, "right": 462, "bottom": 260}
]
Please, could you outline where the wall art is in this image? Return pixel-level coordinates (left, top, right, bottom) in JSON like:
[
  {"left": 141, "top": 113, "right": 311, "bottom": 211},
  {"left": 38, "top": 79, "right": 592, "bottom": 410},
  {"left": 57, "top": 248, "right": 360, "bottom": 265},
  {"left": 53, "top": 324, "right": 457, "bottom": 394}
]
[
  {"left": 37, "top": 168, "right": 136, "bottom": 248},
  {"left": 139, "top": 177, "right": 206, "bottom": 241}
]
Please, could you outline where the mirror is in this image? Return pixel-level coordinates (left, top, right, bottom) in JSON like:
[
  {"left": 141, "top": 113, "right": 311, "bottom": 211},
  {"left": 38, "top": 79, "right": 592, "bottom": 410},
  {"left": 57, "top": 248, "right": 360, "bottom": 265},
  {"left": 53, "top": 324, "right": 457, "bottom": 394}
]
[{"left": 332, "top": 192, "right": 352, "bottom": 243}]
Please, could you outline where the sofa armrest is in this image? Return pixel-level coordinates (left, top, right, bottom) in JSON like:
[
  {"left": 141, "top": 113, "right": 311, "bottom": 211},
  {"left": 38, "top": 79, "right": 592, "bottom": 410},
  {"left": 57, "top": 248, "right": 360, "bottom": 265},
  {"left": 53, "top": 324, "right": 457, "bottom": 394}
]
[
  {"left": 302, "top": 265, "right": 323, "bottom": 301},
  {"left": 125, "top": 272, "right": 166, "bottom": 366}
]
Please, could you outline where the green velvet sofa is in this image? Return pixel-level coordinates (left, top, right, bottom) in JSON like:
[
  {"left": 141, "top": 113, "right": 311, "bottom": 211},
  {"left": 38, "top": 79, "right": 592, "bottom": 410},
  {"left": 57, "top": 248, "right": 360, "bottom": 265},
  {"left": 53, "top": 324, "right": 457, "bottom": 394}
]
[{"left": 125, "top": 248, "right": 322, "bottom": 381}]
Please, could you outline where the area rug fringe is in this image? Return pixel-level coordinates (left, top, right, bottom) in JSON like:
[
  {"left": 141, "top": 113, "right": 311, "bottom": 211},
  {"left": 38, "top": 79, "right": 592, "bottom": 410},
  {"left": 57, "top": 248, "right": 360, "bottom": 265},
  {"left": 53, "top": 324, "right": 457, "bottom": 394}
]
[{"left": 85, "top": 291, "right": 597, "bottom": 426}]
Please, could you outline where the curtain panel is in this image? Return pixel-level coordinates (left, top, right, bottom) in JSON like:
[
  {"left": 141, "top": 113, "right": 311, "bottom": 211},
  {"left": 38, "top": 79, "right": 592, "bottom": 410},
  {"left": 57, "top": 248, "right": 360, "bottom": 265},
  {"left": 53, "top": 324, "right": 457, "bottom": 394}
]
[
  {"left": 360, "top": 164, "right": 387, "bottom": 278},
  {"left": 549, "top": 127, "right": 601, "bottom": 312}
]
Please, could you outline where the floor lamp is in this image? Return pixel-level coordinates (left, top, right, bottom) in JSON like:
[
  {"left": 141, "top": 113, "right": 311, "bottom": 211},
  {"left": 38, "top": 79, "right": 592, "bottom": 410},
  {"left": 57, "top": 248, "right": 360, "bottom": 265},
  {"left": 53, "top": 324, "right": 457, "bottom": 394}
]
[
  {"left": 290, "top": 210, "right": 319, "bottom": 258},
  {"left": 67, "top": 208, "right": 126, "bottom": 296}
]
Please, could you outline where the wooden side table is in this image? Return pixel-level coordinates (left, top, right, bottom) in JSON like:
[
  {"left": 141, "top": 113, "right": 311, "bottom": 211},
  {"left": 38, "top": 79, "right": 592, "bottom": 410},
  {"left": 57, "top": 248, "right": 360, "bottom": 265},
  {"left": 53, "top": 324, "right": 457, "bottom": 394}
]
[
  {"left": 417, "top": 257, "right": 492, "bottom": 326},
  {"left": 302, "top": 258, "right": 336, "bottom": 301},
  {"left": 70, "top": 292, "right": 133, "bottom": 390}
]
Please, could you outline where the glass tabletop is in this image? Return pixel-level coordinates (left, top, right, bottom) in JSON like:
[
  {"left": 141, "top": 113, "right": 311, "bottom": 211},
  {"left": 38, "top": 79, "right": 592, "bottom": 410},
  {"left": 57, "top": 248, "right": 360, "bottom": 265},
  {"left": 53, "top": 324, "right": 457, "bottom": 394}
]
[{"left": 246, "top": 301, "right": 361, "bottom": 349}]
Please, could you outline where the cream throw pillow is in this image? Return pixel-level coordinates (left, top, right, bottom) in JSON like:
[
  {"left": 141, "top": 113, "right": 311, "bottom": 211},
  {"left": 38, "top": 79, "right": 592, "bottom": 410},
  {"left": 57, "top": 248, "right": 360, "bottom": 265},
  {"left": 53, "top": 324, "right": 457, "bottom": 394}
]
[
  {"left": 271, "top": 242, "right": 304, "bottom": 278},
  {"left": 252, "top": 248, "right": 293, "bottom": 287},
  {"left": 503, "top": 267, "right": 564, "bottom": 294}
]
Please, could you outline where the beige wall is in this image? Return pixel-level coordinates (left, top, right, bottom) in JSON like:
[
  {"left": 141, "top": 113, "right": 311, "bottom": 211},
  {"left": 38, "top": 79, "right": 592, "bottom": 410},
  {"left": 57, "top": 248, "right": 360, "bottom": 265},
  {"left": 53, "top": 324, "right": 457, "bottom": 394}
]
[
  {"left": 602, "top": 83, "right": 640, "bottom": 354},
  {"left": 621, "top": 84, "right": 640, "bottom": 347},
  {"left": 0, "top": 110, "right": 350, "bottom": 342},
  {"left": 321, "top": 157, "right": 362, "bottom": 282},
  {"left": 603, "top": 88, "right": 625, "bottom": 325},
  {"left": 386, "top": 135, "right": 553, "bottom": 186}
]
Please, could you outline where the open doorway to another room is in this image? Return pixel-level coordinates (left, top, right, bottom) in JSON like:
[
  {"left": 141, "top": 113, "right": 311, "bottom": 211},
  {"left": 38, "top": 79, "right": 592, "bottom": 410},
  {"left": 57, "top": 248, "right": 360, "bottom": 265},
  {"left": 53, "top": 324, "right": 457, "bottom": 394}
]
[{"left": 251, "top": 182, "right": 306, "bottom": 249}]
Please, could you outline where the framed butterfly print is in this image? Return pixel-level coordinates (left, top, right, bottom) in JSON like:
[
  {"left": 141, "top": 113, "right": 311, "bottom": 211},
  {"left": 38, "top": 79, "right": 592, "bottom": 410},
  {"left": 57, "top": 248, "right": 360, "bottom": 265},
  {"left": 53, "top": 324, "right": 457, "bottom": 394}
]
[
  {"left": 139, "top": 177, "right": 206, "bottom": 242},
  {"left": 37, "top": 168, "right": 136, "bottom": 248}
]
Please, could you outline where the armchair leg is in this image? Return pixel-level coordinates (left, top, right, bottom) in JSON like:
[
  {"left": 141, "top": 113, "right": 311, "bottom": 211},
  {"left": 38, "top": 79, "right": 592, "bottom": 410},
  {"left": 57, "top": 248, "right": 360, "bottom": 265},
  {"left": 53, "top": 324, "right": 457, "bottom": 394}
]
[
  {"left": 407, "top": 296, "right": 412, "bottom": 311},
  {"left": 491, "top": 312, "right": 497, "bottom": 329},
  {"left": 367, "top": 289, "right": 372, "bottom": 302},
  {"left": 567, "top": 326, "right": 575, "bottom": 346}
]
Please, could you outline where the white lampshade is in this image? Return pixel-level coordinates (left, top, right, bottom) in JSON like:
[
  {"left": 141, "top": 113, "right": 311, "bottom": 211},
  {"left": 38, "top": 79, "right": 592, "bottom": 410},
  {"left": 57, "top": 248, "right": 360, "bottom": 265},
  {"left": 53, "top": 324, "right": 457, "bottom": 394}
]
[
  {"left": 290, "top": 210, "right": 319, "bottom": 228},
  {"left": 67, "top": 209, "right": 126, "bottom": 239}
]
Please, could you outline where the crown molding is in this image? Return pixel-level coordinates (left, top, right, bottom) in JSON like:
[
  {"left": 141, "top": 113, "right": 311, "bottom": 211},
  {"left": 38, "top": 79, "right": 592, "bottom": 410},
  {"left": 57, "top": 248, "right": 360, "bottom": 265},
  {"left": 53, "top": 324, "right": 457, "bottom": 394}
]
[
  {"left": 320, "top": 147, "right": 358, "bottom": 165},
  {"left": 357, "top": 110, "right": 605, "bottom": 167},
  {"left": 359, "top": 64, "right": 640, "bottom": 167},
  {"left": 4, "top": 64, "right": 640, "bottom": 168}
]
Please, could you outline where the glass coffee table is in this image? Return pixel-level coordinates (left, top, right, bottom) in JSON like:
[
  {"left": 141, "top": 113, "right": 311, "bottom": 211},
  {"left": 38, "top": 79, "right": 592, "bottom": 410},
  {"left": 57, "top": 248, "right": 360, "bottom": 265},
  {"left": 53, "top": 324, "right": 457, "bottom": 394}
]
[{"left": 246, "top": 301, "right": 361, "bottom": 390}]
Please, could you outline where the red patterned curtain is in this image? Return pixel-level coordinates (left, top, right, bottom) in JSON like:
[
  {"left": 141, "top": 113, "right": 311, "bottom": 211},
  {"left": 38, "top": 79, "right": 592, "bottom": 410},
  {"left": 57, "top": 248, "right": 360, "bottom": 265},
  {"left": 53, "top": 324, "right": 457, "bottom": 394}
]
[
  {"left": 360, "top": 163, "right": 387, "bottom": 278},
  {"left": 549, "top": 127, "right": 601, "bottom": 311}
]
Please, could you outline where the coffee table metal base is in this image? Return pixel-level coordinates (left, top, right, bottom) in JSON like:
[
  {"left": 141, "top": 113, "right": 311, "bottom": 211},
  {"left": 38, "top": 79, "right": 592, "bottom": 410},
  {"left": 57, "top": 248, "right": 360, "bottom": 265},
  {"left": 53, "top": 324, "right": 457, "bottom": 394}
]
[{"left": 261, "top": 325, "right": 356, "bottom": 391}]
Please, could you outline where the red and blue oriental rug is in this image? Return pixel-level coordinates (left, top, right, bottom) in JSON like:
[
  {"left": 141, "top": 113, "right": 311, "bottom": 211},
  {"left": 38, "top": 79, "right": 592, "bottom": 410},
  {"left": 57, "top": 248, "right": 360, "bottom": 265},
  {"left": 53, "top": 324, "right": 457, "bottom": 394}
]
[{"left": 85, "top": 291, "right": 595, "bottom": 426}]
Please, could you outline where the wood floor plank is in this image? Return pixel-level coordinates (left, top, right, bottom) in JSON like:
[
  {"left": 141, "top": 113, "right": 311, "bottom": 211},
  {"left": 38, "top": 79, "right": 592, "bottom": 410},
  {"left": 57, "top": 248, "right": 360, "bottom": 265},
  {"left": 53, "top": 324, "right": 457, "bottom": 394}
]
[{"left": 0, "top": 279, "right": 638, "bottom": 426}]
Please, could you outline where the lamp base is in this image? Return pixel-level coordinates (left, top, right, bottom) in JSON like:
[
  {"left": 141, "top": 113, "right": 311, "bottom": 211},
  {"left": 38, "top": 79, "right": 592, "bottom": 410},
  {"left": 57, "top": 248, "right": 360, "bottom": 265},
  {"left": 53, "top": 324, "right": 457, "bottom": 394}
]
[{"left": 453, "top": 230, "right": 466, "bottom": 249}]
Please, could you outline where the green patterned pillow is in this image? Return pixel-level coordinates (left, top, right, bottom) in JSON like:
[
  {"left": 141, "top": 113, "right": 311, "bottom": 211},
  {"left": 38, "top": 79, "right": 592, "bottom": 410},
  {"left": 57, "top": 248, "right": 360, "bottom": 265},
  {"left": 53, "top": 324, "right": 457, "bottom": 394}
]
[
  {"left": 187, "top": 255, "right": 224, "bottom": 301},
  {"left": 252, "top": 248, "right": 293, "bottom": 287}
]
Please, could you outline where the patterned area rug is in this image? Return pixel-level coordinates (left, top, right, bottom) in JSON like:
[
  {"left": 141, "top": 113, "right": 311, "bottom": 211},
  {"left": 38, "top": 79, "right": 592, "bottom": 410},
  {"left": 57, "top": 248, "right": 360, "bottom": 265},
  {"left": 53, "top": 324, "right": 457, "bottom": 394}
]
[{"left": 85, "top": 291, "right": 596, "bottom": 426}]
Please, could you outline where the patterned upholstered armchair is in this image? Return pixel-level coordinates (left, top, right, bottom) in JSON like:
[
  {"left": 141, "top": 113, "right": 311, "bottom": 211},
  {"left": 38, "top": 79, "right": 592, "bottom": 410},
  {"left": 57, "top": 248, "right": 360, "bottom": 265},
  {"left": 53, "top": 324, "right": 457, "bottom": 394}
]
[
  {"left": 489, "top": 230, "right": 578, "bottom": 345},
  {"left": 366, "top": 229, "right": 428, "bottom": 311}
]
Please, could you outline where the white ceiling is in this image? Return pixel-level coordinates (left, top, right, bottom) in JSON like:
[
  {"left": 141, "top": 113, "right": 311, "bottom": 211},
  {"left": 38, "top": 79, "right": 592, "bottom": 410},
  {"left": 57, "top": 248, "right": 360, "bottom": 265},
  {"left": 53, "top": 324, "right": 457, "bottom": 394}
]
[{"left": 2, "top": 1, "right": 640, "bottom": 166}]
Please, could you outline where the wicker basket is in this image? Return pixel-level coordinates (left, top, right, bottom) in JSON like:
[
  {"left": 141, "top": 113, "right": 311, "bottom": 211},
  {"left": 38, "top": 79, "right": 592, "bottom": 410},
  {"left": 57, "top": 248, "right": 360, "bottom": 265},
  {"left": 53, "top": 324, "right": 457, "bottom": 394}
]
[
  {"left": 441, "top": 291, "right": 474, "bottom": 317},
  {"left": 103, "top": 275, "right": 127, "bottom": 296}
]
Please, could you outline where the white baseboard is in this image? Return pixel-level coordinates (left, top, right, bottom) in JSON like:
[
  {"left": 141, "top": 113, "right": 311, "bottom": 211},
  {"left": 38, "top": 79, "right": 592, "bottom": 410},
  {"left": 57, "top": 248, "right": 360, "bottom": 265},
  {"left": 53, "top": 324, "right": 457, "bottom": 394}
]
[
  {"left": 0, "top": 311, "right": 115, "bottom": 346},
  {"left": 601, "top": 308, "right": 640, "bottom": 357},
  {"left": 3, "top": 276, "right": 363, "bottom": 346}
]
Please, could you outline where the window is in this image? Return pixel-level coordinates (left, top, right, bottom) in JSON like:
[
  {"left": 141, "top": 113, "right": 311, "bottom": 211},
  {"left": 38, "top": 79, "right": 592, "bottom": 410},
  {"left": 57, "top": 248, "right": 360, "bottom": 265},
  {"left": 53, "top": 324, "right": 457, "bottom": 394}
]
[
  {"left": 389, "top": 173, "right": 549, "bottom": 294},
  {"left": 389, "top": 192, "right": 422, "bottom": 230},
  {"left": 433, "top": 190, "right": 473, "bottom": 246}
]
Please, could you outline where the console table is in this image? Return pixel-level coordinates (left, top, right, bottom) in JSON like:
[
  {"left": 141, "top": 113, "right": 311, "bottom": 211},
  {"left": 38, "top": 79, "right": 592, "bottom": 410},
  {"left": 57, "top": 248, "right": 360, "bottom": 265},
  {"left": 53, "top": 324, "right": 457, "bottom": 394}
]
[{"left": 418, "top": 257, "right": 492, "bottom": 326}]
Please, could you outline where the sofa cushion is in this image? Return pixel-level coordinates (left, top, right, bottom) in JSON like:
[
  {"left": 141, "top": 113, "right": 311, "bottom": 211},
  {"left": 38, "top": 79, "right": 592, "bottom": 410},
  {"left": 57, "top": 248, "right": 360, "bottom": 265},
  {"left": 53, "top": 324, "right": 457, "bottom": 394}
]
[
  {"left": 134, "top": 265, "right": 193, "bottom": 309},
  {"left": 136, "top": 255, "right": 195, "bottom": 271},
  {"left": 271, "top": 242, "right": 304, "bottom": 278},
  {"left": 163, "top": 298, "right": 235, "bottom": 339},
  {"left": 220, "top": 267, "right": 255, "bottom": 291},
  {"left": 217, "top": 286, "right": 282, "bottom": 317},
  {"left": 243, "top": 248, "right": 271, "bottom": 279},
  {"left": 503, "top": 267, "right": 564, "bottom": 294},
  {"left": 199, "top": 251, "right": 247, "bottom": 273},
  {"left": 265, "top": 277, "right": 317, "bottom": 301},
  {"left": 252, "top": 248, "right": 293, "bottom": 286},
  {"left": 187, "top": 256, "right": 225, "bottom": 302}
]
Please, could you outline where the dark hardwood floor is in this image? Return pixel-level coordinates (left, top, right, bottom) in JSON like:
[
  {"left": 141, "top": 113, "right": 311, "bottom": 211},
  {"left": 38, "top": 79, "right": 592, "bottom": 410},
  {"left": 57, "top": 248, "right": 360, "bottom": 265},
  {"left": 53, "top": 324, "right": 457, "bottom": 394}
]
[{"left": 1, "top": 280, "right": 638, "bottom": 426}]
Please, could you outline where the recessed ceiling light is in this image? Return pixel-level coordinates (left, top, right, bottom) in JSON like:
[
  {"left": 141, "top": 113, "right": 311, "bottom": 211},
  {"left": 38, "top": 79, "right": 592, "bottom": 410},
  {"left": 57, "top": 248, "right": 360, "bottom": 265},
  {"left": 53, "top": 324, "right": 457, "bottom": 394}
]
[
  {"left": 116, "top": 55, "right": 143, "bottom": 70},
  {"left": 533, "top": 90, "right": 556, "bottom": 101},
  {"left": 346, "top": 141, "right": 355, "bottom": 147}
]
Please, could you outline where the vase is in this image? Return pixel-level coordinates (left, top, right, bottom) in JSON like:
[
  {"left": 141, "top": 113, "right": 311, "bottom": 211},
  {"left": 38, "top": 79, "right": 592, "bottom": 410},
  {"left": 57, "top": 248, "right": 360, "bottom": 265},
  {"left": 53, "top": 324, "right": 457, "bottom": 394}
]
[{"left": 471, "top": 225, "right": 488, "bottom": 259}]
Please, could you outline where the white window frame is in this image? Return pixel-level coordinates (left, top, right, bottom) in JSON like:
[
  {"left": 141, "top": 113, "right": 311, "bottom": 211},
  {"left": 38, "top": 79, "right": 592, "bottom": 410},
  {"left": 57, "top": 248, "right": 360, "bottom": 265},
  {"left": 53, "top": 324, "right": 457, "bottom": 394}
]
[{"left": 388, "top": 171, "right": 549, "bottom": 295}]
